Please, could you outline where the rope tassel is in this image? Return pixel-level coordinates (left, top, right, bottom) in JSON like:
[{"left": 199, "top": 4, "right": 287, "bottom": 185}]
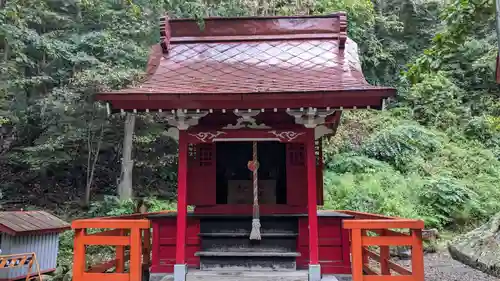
[{"left": 249, "top": 141, "right": 261, "bottom": 240}]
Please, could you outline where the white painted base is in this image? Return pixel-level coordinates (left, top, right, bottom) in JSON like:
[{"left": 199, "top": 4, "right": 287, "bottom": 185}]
[
  {"left": 174, "top": 264, "right": 188, "bottom": 281},
  {"left": 309, "top": 264, "right": 321, "bottom": 281}
]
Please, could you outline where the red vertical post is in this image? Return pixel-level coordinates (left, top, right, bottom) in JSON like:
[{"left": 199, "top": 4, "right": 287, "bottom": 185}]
[
  {"left": 411, "top": 229, "right": 425, "bottom": 281},
  {"left": 176, "top": 130, "right": 188, "bottom": 265},
  {"left": 351, "top": 229, "right": 363, "bottom": 281},
  {"left": 130, "top": 227, "right": 142, "bottom": 281},
  {"left": 115, "top": 229, "right": 125, "bottom": 273},
  {"left": 380, "top": 230, "right": 390, "bottom": 275},
  {"left": 306, "top": 129, "right": 319, "bottom": 265},
  {"left": 72, "top": 229, "right": 86, "bottom": 281}
]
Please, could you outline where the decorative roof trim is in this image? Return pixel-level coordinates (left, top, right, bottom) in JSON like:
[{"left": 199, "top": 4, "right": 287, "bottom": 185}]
[
  {"left": 159, "top": 13, "right": 348, "bottom": 49},
  {"left": 338, "top": 12, "right": 347, "bottom": 48},
  {"left": 159, "top": 15, "right": 171, "bottom": 53}
]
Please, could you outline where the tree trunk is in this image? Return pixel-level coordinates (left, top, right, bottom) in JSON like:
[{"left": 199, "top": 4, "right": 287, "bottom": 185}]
[
  {"left": 118, "top": 114, "right": 135, "bottom": 200},
  {"left": 83, "top": 124, "right": 104, "bottom": 208}
]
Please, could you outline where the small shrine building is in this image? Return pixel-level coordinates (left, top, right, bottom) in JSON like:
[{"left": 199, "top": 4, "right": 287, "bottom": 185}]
[{"left": 71, "top": 13, "right": 426, "bottom": 281}]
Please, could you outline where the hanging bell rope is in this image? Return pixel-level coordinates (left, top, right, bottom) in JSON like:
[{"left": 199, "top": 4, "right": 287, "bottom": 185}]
[{"left": 249, "top": 141, "right": 261, "bottom": 240}]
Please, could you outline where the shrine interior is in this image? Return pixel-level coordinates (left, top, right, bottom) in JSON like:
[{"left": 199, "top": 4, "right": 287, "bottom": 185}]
[{"left": 215, "top": 141, "right": 287, "bottom": 205}]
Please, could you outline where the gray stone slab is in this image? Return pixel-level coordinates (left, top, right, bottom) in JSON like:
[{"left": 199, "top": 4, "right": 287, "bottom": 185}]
[
  {"left": 152, "top": 271, "right": 350, "bottom": 281},
  {"left": 196, "top": 251, "right": 301, "bottom": 257}
]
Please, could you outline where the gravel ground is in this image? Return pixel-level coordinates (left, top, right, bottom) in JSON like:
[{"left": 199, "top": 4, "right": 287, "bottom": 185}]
[{"left": 423, "top": 251, "right": 499, "bottom": 281}]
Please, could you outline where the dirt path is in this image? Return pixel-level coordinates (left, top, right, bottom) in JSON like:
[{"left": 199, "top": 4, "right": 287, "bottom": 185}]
[{"left": 423, "top": 251, "right": 499, "bottom": 281}]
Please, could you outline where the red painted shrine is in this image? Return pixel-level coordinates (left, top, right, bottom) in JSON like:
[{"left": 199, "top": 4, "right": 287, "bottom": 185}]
[{"left": 71, "top": 13, "right": 427, "bottom": 281}]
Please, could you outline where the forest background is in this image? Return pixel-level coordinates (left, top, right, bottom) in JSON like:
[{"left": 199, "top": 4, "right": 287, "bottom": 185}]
[{"left": 1, "top": 0, "right": 499, "bottom": 278}]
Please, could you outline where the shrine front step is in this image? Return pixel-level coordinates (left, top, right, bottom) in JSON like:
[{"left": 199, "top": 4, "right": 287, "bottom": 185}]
[
  {"left": 197, "top": 252, "right": 299, "bottom": 271},
  {"left": 197, "top": 216, "right": 300, "bottom": 272},
  {"left": 186, "top": 270, "right": 310, "bottom": 281},
  {"left": 200, "top": 235, "right": 297, "bottom": 253},
  {"left": 199, "top": 217, "right": 298, "bottom": 234}
]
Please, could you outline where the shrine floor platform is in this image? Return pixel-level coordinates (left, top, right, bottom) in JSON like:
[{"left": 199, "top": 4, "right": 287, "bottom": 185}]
[
  {"left": 151, "top": 270, "right": 351, "bottom": 281},
  {"left": 146, "top": 210, "right": 354, "bottom": 219}
]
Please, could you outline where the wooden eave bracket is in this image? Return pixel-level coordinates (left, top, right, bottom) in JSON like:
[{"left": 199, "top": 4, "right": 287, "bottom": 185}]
[
  {"left": 160, "top": 109, "right": 209, "bottom": 130},
  {"left": 286, "top": 107, "right": 336, "bottom": 129}
]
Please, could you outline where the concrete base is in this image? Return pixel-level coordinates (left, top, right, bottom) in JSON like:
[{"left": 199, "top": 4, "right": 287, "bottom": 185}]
[
  {"left": 323, "top": 275, "right": 352, "bottom": 281},
  {"left": 152, "top": 270, "right": 349, "bottom": 281},
  {"left": 150, "top": 273, "right": 171, "bottom": 281},
  {"left": 308, "top": 264, "right": 321, "bottom": 281},
  {"left": 320, "top": 276, "right": 339, "bottom": 281},
  {"left": 174, "top": 264, "right": 188, "bottom": 281}
]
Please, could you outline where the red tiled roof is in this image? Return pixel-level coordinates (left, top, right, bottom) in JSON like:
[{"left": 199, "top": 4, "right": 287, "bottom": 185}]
[
  {"left": 0, "top": 211, "right": 70, "bottom": 236},
  {"left": 97, "top": 14, "right": 395, "bottom": 109}
]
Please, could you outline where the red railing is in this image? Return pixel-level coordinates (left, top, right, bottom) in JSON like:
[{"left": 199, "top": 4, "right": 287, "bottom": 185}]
[
  {"left": 72, "top": 218, "right": 151, "bottom": 281},
  {"left": 339, "top": 211, "right": 425, "bottom": 281}
]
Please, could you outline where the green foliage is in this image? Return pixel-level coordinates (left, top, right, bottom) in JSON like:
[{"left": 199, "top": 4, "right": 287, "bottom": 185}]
[
  {"left": 325, "top": 153, "right": 393, "bottom": 174},
  {"left": 361, "top": 125, "right": 442, "bottom": 171},
  {"left": 323, "top": 170, "right": 421, "bottom": 219},
  {"left": 417, "top": 177, "right": 478, "bottom": 228},
  {"left": 325, "top": 118, "right": 500, "bottom": 229}
]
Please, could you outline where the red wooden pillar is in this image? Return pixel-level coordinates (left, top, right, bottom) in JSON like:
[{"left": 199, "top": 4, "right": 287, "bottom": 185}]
[
  {"left": 306, "top": 129, "right": 320, "bottom": 280},
  {"left": 175, "top": 130, "right": 188, "bottom": 270}
]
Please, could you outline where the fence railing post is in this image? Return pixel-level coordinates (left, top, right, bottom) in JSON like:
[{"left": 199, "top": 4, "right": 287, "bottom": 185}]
[
  {"left": 130, "top": 227, "right": 143, "bottom": 281},
  {"left": 73, "top": 229, "right": 86, "bottom": 281},
  {"left": 380, "top": 229, "right": 390, "bottom": 275},
  {"left": 411, "top": 229, "right": 425, "bottom": 281},
  {"left": 351, "top": 228, "right": 363, "bottom": 281},
  {"left": 143, "top": 227, "right": 151, "bottom": 266},
  {"left": 361, "top": 229, "right": 369, "bottom": 267},
  {"left": 115, "top": 229, "right": 125, "bottom": 273}
]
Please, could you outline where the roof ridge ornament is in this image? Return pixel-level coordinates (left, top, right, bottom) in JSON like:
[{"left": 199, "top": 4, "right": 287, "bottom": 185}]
[
  {"left": 286, "top": 107, "right": 336, "bottom": 128},
  {"left": 338, "top": 12, "right": 348, "bottom": 48},
  {"left": 159, "top": 14, "right": 171, "bottom": 53}
]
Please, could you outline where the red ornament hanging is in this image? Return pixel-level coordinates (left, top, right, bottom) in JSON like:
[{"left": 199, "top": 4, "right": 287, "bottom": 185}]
[{"left": 247, "top": 160, "right": 259, "bottom": 172}]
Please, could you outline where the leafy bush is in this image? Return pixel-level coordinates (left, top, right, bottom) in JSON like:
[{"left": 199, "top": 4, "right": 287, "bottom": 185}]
[
  {"left": 361, "top": 125, "right": 442, "bottom": 172},
  {"left": 323, "top": 115, "right": 500, "bottom": 230},
  {"left": 416, "top": 176, "right": 479, "bottom": 228},
  {"left": 88, "top": 195, "right": 176, "bottom": 217},
  {"left": 325, "top": 153, "right": 393, "bottom": 174},
  {"left": 322, "top": 170, "right": 421, "bottom": 219}
]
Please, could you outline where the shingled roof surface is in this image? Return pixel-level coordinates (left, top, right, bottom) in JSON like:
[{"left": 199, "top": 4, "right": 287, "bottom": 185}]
[
  {"left": 100, "top": 14, "right": 394, "bottom": 96},
  {"left": 0, "top": 211, "right": 70, "bottom": 236}
]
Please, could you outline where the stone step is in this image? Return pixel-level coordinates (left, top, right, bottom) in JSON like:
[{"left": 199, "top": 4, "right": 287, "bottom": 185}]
[
  {"left": 201, "top": 236, "right": 297, "bottom": 252},
  {"left": 200, "top": 217, "right": 298, "bottom": 234},
  {"left": 196, "top": 251, "right": 301, "bottom": 257},
  {"left": 152, "top": 272, "right": 342, "bottom": 281},
  {"left": 199, "top": 232, "right": 298, "bottom": 238},
  {"left": 199, "top": 256, "right": 297, "bottom": 271},
  {"left": 187, "top": 270, "right": 310, "bottom": 281}
]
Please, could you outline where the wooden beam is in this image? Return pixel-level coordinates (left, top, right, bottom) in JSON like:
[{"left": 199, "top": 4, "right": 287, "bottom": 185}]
[
  {"left": 176, "top": 130, "right": 188, "bottom": 264},
  {"left": 306, "top": 129, "right": 319, "bottom": 265}
]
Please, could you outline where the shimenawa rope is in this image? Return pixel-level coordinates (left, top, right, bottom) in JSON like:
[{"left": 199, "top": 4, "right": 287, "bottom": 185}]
[{"left": 249, "top": 141, "right": 261, "bottom": 240}]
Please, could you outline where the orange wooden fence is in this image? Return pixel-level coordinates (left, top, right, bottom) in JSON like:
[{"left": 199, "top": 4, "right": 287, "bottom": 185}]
[
  {"left": 72, "top": 219, "right": 151, "bottom": 281},
  {"left": 340, "top": 211, "right": 425, "bottom": 281}
]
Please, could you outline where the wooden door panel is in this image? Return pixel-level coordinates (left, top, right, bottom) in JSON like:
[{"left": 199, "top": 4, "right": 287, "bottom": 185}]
[
  {"left": 286, "top": 143, "right": 307, "bottom": 206},
  {"left": 187, "top": 143, "right": 216, "bottom": 206}
]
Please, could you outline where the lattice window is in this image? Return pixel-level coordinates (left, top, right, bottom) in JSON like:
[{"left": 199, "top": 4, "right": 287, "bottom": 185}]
[
  {"left": 315, "top": 139, "right": 322, "bottom": 166},
  {"left": 198, "top": 144, "right": 213, "bottom": 167},
  {"left": 188, "top": 143, "right": 197, "bottom": 160},
  {"left": 288, "top": 143, "right": 305, "bottom": 166}
]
